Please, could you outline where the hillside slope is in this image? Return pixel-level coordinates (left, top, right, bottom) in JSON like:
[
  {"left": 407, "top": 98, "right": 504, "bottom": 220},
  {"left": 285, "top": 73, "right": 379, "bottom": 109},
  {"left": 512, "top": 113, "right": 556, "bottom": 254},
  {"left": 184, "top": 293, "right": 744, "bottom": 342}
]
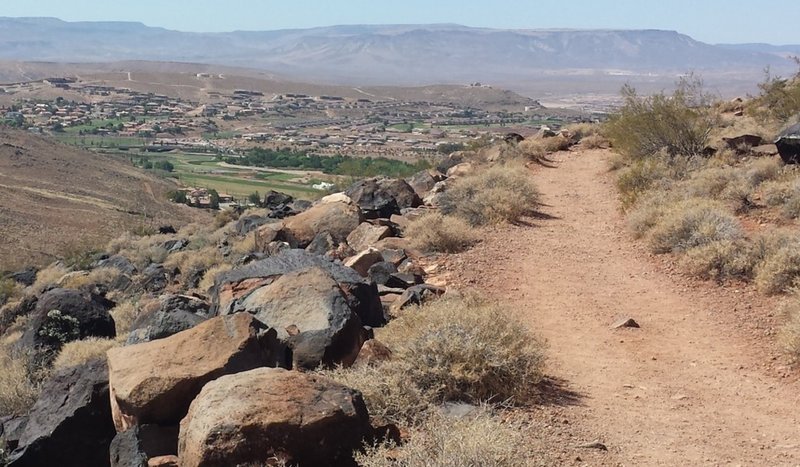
[{"left": 0, "top": 130, "right": 206, "bottom": 269}]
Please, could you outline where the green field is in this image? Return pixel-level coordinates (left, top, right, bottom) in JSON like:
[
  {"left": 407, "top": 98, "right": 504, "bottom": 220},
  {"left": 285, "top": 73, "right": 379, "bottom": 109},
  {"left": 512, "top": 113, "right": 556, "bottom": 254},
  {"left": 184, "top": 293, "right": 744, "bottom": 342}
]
[{"left": 136, "top": 152, "right": 330, "bottom": 200}]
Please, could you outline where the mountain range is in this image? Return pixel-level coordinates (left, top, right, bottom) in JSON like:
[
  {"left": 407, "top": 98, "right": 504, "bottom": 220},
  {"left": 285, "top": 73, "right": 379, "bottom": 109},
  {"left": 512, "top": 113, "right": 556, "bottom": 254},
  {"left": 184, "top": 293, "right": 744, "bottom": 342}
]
[{"left": 0, "top": 18, "right": 797, "bottom": 96}]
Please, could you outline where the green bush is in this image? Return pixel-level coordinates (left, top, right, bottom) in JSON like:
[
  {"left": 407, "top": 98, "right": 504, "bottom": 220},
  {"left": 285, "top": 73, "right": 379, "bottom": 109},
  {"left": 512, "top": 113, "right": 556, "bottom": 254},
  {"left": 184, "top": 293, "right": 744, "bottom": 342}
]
[{"left": 605, "top": 77, "right": 716, "bottom": 160}]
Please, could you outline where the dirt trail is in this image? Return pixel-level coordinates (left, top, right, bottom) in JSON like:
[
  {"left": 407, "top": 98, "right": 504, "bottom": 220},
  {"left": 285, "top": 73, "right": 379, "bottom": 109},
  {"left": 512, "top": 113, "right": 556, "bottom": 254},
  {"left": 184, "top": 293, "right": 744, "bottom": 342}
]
[{"left": 448, "top": 149, "right": 800, "bottom": 466}]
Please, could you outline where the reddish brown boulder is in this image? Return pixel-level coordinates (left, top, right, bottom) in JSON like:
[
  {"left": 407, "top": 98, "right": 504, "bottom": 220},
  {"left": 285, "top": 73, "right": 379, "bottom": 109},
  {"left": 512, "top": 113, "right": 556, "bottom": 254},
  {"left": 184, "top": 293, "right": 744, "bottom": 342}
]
[
  {"left": 178, "top": 368, "right": 370, "bottom": 467},
  {"left": 107, "top": 313, "right": 279, "bottom": 431},
  {"left": 347, "top": 222, "right": 392, "bottom": 252},
  {"left": 344, "top": 248, "right": 384, "bottom": 277},
  {"left": 282, "top": 200, "right": 362, "bottom": 247}
]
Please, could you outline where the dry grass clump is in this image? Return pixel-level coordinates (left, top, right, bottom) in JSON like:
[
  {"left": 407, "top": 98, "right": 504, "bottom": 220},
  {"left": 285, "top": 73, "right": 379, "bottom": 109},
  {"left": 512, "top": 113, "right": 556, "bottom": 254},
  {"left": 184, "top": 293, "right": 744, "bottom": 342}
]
[
  {"left": 615, "top": 153, "right": 697, "bottom": 209},
  {"left": 405, "top": 213, "right": 479, "bottom": 253},
  {"left": 30, "top": 263, "right": 69, "bottom": 294},
  {"left": 744, "top": 158, "right": 784, "bottom": 187},
  {"left": 680, "top": 239, "right": 759, "bottom": 282},
  {"left": 761, "top": 179, "right": 798, "bottom": 207},
  {"left": 540, "top": 135, "right": 571, "bottom": 153},
  {"left": 518, "top": 139, "right": 546, "bottom": 162},
  {"left": 59, "top": 267, "right": 122, "bottom": 290},
  {"left": 198, "top": 264, "right": 234, "bottom": 292},
  {"left": 356, "top": 408, "right": 533, "bottom": 467},
  {"left": 580, "top": 133, "right": 610, "bottom": 149},
  {"left": 754, "top": 238, "right": 800, "bottom": 295},
  {"left": 109, "top": 299, "right": 142, "bottom": 337},
  {"left": 214, "top": 209, "right": 239, "bottom": 229},
  {"left": 0, "top": 278, "right": 22, "bottom": 308},
  {"left": 440, "top": 164, "right": 540, "bottom": 225},
  {"left": 323, "top": 363, "right": 430, "bottom": 425},
  {"left": 564, "top": 122, "right": 600, "bottom": 140},
  {"left": 163, "top": 246, "right": 225, "bottom": 288},
  {"left": 324, "top": 295, "right": 544, "bottom": 424},
  {"left": 231, "top": 232, "right": 258, "bottom": 256},
  {"left": 0, "top": 346, "right": 40, "bottom": 416},
  {"left": 52, "top": 337, "right": 118, "bottom": 370},
  {"left": 646, "top": 200, "right": 743, "bottom": 254}
]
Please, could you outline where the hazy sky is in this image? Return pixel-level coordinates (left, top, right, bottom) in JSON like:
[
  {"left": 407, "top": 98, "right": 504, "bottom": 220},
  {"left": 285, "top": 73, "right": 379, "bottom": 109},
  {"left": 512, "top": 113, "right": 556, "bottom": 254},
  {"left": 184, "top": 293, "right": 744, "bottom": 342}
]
[{"left": 2, "top": 0, "right": 798, "bottom": 45}]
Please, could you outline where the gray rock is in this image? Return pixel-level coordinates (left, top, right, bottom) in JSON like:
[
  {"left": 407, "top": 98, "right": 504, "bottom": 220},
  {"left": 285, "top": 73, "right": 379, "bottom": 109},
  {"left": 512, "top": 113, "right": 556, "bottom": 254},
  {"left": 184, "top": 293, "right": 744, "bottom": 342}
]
[
  {"left": 126, "top": 295, "right": 210, "bottom": 344},
  {"left": 20, "top": 288, "right": 115, "bottom": 355},
  {"left": 6, "top": 360, "right": 115, "bottom": 467},
  {"left": 212, "top": 249, "right": 384, "bottom": 328}
]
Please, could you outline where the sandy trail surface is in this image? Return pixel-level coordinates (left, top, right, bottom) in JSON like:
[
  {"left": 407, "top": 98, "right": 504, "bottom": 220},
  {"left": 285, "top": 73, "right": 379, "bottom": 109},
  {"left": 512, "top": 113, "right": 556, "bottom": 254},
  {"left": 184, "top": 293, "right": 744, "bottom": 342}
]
[{"left": 447, "top": 149, "right": 800, "bottom": 466}]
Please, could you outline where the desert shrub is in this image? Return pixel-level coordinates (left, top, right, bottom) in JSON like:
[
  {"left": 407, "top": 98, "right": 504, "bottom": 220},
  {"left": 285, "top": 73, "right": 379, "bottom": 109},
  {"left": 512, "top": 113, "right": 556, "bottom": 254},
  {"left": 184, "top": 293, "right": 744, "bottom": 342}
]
[
  {"left": 779, "top": 291, "right": 800, "bottom": 359},
  {"left": 749, "top": 68, "right": 800, "bottom": 122},
  {"left": 781, "top": 193, "right": 800, "bottom": 219},
  {"left": 616, "top": 155, "right": 681, "bottom": 209},
  {"left": 0, "top": 346, "right": 40, "bottom": 416},
  {"left": 214, "top": 209, "right": 239, "bottom": 229},
  {"left": 680, "top": 166, "right": 753, "bottom": 211},
  {"left": 627, "top": 193, "right": 672, "bottom": 238},
  {"left": 405, "top": 213, "right": 479, "bottom": 253},
  {"left": 325, "top": 296, "right": 544, "bottom": 424},
  {"left": 356, "top": 408, "right": 533, "bottom": 467},
  {"left": 580, "top": 133, "right": 609, "bottom": 149},
  {"left": 604, "top": 77, "right": 716, "bottom": 159},
  {"left": 382, "top": 295, "right": 544, "bottom": 405},
  {"left": 564, "top": 122, "right": 600, "bottom": 141},
  {"left": 680, "top": 239, "right": 758, "bottom": 281},
  {"left": 52, "top": 337, "right": 118, "bottom": 370},
  {"left": 744, "top": 158, "right": 783, "bottom": 187},
  {"left": 761, "top": 179, "right": 798, "bottom": 206},
  {"left": 647, "top": 200, "right": 742, "bottom": 254},
  {"left": 323, "top": 363, "right": 431, "bottom": 425},
  {"left": 540, "top": 135, "right": 571, "bottom": 153},
  {"left": 755, "top": 239, "right": 800, "bottom": 294},
  {"left": 440, "top": 165, "right": 540, "bottom": 225},
  {"left": 518, "top": 139, "right": 546, "bottom": 163}
]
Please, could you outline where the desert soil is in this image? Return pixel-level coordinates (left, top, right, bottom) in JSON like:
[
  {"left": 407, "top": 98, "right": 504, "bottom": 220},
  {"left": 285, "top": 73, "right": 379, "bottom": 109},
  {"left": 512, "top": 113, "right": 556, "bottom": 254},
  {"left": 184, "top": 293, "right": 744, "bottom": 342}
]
[{"left": 444, "top": 149, "right": 800, "bottom": 466}]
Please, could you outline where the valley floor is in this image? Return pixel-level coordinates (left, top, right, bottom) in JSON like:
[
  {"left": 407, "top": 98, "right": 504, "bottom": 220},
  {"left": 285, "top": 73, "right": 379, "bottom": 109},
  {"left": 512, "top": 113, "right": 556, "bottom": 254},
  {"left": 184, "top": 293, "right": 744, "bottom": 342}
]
[{"left": 445, "top": 149, "right": 800, "bottom": 465}]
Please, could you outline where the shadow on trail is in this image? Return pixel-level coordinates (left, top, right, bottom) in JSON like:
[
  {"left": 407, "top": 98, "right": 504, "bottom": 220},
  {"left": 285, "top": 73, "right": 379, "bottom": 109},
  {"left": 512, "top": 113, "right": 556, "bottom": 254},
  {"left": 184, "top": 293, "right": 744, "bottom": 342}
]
[{"left": 534, "top": 377, "right": 584, "bottom": 407}]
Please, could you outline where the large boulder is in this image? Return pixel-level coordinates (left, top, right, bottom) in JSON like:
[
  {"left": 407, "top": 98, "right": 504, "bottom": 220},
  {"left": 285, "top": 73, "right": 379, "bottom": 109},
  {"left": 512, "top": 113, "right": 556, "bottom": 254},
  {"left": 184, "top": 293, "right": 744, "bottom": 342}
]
[
  {"left": 406, "top": 169, "right": 446, "bottom": 198},
  {"left": 107, "top": 313, "right": 280, "bottom": 431},
  {"left": 345, "top": 178, "right": 422, "bottom": 218},
  {"left": 234, "top": 214, "right": 272, "bottom": 236},
  {"left": 212, "top": 249, "right": 384, "bottom": 328},
  {"left": 346, "top": 222, "right": 392, "bottom": 252},
  {"left": 20, "top": 288, "right": 115, "bottom": 355},
  {"left": 178, "top": 368, "right": 370, "bottom": 467},
  {"left": 6, "top": 360, "right": 115, "bottom": 467},
  {"left": 776, "top": 122, "right": 800, "bottom": 164},
  {"left": 126, "top": 294, "right": 210, "bottom": 344},
  {"left": 237, "top": 267, "right": 366, "bottom": 369},
  {"left": 281, "top": 200, "right": 362, "bottom": 247}
]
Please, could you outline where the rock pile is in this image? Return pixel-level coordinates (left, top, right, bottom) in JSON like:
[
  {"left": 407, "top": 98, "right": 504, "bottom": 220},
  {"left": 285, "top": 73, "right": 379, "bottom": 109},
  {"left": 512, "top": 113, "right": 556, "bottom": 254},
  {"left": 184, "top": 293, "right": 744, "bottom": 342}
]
[{"left": 0, "top": 169, "right": 457, "bottom": 465}]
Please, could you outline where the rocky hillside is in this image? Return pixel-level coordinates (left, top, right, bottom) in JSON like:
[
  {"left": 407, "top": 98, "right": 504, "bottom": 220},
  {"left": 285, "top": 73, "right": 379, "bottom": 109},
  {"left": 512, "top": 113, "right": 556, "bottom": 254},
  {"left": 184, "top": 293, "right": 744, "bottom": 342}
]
[
  {"left": 0, "top": 130, "right": 205, "bottom": 269},
  {"left": 0, "top": 132, "right": 572, "bottom": 465}
]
